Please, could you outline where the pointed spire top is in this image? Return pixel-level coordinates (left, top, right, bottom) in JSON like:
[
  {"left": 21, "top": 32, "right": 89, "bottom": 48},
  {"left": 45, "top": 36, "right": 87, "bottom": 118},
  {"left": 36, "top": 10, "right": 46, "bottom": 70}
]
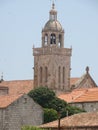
[
  {"left": 52, "top": 1, "right": 55, "bottom": 9},
  {"left": 86, "top": 66, "right": 89, "bottom": 74}
]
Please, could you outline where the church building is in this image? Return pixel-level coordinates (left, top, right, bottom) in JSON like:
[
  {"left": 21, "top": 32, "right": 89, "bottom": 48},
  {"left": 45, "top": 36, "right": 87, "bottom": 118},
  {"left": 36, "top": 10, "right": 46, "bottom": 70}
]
[{"left": 33, "top": 3, "right": 72, "bottom": 92}]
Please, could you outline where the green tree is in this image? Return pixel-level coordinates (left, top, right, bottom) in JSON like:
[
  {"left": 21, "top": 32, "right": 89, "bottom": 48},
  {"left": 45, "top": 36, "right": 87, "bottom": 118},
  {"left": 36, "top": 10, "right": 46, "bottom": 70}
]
[
  {"left": 44, "top": 108, "right": 58, "bottom": 123},
  {"left": 48, "top": 97, "right": 67, "bottom": 112},
  {"left": 28, "top": 87, "right": 85, "bottom": 123},
  {"left": 28, "top": 87, "right": 55, "bottom": 108},
  {"left": 66, "top": 105, "right": 85, "bottom": 116}
]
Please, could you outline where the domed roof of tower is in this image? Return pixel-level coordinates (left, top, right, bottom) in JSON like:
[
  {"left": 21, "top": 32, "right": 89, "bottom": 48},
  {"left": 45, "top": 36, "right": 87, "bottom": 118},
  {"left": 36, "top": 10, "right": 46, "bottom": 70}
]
[
  {"left": 44, "top": 20, "right": 62, "bottom": 31},
  {"left": 43, "top": 3, "right": 63, "bottom": 32}
]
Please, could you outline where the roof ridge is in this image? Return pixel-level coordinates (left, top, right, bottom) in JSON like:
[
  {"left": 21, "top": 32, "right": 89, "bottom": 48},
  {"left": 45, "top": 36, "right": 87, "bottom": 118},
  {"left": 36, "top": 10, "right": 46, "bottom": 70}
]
[{"left": 2, "top": 79, "right": 33, "bottom": 82}]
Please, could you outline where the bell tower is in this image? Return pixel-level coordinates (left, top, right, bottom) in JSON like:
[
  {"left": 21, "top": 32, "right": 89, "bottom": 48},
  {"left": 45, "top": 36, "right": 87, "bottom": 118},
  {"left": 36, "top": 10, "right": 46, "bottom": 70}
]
[
  {"left": 33, "top": 3, "right": 72, "bottom": 92},
  {"left": 42, "top": 3, "right": 64, "bottom": 48}
]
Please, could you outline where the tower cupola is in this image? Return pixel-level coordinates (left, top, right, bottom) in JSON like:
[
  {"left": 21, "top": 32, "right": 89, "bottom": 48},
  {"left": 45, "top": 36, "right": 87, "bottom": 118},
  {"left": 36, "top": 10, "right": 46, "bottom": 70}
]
[{"left": 42, "top": 3, "right": 64, "bottom": 48}]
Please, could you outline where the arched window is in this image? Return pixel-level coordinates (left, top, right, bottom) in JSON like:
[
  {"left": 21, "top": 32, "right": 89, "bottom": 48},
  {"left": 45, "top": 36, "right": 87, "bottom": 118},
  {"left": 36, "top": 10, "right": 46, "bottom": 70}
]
[
  {"left": 45, "top": 67, "right": 48, "bottom": 82},
  {"left": 50, "top": 34, "right": 56, "bottom": 44},
  {"left": 44, "top": 34, "right": 48, "bottom": 45},
  {"left": 58, "top": 34, "right": 62, "bottom": 47},
  {"left": 58, "top": 66, "right": 61, "bottom": 83},
  {"left": 40, "top": 67, "right": 42, "bottom": 83},
  {"left": 63, "top": 67, "right": 65, "bottom": 83}
]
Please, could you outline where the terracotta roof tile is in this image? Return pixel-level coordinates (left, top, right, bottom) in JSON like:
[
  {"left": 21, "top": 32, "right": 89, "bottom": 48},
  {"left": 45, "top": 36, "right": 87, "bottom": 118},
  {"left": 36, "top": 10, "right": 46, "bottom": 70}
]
[
  {"left": 40, "top": 112, "right": 98, "bottom": 128},
  {"left": 0, "top": 80, "right": 34, "bottom": 108},
  {"left": 58, "top": 89, "right": 86, "bottom": 103},
  {"left": 0, "top": 80, "right": 33, "bottom": 95},
  {"left": 59, "top": 88, "right": 98, "bottom": 103},
  {"left": 0, "top": 94, "right": 23, "bottom": 108},
  {"left": 74, "top": 88, "right": 98, "bottom": 103},
  {"left": 70, "top": 78, "right": 79, "bottom": 86}
]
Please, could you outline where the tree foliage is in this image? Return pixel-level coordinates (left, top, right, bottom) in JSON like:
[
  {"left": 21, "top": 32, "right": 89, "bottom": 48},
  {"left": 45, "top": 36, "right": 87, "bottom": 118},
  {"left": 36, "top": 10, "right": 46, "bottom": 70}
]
[
  {"left": 28, "top": 86, "right": 85, "bottom": 123},
  {"left": 66, "top": 105, "right": 85, "bottom": 116},
  {"left": 28, "top": 87, "right": 55, "bottom": 108},
  {"left": 48, "top": 97, "right": 67, "bottom": 112},
  {"left": 44, "top": 108, "right": 58, "bottom": 123}
]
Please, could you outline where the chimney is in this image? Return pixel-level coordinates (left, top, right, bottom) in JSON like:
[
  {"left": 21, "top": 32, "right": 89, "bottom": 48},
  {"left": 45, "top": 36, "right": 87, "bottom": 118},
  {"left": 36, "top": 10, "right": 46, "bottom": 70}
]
[{"left": 0, "top": 86, "right": 9, "bottom": 96}]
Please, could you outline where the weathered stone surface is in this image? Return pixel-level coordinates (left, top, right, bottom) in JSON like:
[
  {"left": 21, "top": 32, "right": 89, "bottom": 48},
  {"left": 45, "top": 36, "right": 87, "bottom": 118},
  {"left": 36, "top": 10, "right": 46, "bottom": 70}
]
[
  {"left": 33, "top": 3, "right": 72, "bottom": 92},
  {"left": 0, "top": 94, "right": 43, "bottom": 130}
]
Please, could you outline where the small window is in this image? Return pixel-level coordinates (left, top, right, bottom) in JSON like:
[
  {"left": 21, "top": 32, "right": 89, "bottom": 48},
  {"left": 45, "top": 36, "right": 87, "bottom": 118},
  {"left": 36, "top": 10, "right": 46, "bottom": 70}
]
[{"left": 24, "top": 97, "right": 27, "bottom": 104}]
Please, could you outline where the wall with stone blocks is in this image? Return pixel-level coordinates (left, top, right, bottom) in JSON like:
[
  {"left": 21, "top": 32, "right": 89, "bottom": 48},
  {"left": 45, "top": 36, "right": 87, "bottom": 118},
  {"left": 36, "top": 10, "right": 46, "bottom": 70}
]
[{"left": 0, "top": 94, "right": 43, "bottom": 130}]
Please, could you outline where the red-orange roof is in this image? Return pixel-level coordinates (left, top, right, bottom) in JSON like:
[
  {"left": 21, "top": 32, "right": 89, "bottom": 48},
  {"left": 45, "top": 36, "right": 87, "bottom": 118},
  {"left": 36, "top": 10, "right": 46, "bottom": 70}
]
[
  {"left": 0, "top": 79, "right": 33, "bottom": 95},
  {"left": 0, "top": 94, "right": 23, "bottom": 108},
  {"left": 58, "top": 88, "right": 86, "bottom": 103},
  {"left": 0, "top": 80, "right": 34, "bottom": 108},
  {"left": 59, "top": 88, "right": 98, "bottom": 103},
  {"left": 74, "top": 88, "right": 98, "bottom": 103},
  {"left": 40, "top": 112, "right": 98, "bottom": 128},
  {"left": 70, "top": 77, "right": 79, "bottom": 86}
]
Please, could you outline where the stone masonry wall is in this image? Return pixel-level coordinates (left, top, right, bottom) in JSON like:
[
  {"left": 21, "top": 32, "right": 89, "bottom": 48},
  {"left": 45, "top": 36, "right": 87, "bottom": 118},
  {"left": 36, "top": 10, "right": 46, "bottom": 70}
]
[
  {"left": 33, "top": 47, "right": 72, "bottom": 92},
  {"left": 71, "top": 102, "right": 98, "bottom": 112},
  {"left": 0, "top": 95, "right": 43, "bottom": 130}
]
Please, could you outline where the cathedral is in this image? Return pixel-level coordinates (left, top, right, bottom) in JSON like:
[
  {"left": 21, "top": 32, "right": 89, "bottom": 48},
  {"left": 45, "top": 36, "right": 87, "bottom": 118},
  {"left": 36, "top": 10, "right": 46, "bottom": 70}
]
[
  {"left": 33, "top": 3, "right": 97, "bottom": 92},
  {"left": 0, "top": 2, "right": 98, "bottom": 130},
  {"left": 33, "top": 3, "right": 72, "bottom": 92}
]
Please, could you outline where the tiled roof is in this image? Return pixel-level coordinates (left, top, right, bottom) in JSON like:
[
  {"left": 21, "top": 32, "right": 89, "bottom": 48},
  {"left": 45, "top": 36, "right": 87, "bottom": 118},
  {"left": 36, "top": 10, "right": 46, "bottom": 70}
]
[
  {"left": 0, "top": 80, "right": 34, "bottom": 108},
  {"left": 0, "top": 94, "right": 23, "bottom": 108},
  {"left": 58, "top": 88, "right": 86, "bottom": 103},
  {"left": 0, "top": 80, "right": 33, "bottom": 95},
  {"left": 70, "top": 78, "right": 79, "bottom": 86},
  {"left": 40, "top": 112, "right": 98, "bottom": 128},
  {"left": 74, "top": 88, "right": 98, "bottom": 103},
  {"left": 59, "top": 88, "right": 98, "bottom": 103}
]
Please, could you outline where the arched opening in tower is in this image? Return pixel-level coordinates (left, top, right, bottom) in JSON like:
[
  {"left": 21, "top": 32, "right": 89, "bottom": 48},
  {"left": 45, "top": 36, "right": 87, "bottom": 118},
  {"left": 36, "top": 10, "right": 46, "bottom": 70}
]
[
  {"left": 44, "top": 34, "right": 48, "bottom": 45},
  {"left": 58, "top": 34, "right": 62, "bottom": 47},
  {"left": 50, "top": 34, "right": 56, "bottom": 44}
]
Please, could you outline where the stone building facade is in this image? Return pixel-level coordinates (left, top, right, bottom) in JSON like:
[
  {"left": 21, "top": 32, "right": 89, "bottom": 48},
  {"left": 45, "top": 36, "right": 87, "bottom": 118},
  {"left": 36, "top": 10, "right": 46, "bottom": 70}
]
[
  {"left": 33, "top": 3, "right": 72, "bottom": 92},
  {"left": 71, "top": 101, "right": 98, "bottom": 112},
  {"left": 0, "top": 93, "right": 43, "bottom": 130}
]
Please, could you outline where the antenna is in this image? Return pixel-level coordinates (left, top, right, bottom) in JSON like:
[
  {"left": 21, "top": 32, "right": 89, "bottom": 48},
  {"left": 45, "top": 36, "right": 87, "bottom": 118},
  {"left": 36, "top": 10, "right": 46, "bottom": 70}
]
[
  {"left": 0, "top": 72, "right": 3, "bottom": 82},
  {"left": 50, "top": 0, "right": 56, "bottom": 9},
  {"left": 50, "top": 0, "right": 56, "bottom": 5},
  {"left": 1, "top": 72, "right": 3, "bottom": 81}
]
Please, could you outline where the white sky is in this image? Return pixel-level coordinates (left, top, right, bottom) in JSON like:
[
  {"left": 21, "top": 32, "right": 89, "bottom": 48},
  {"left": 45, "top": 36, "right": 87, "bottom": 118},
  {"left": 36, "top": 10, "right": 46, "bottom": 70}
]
[{"left": 0, "top": 0, "right": 98, "bottom": 84}]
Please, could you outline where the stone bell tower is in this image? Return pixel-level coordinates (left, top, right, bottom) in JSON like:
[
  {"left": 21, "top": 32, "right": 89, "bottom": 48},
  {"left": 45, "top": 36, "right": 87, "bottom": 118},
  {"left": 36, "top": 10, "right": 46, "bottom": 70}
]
[{"left": 33, "top": 3, "right": 72, "bottom": 92}]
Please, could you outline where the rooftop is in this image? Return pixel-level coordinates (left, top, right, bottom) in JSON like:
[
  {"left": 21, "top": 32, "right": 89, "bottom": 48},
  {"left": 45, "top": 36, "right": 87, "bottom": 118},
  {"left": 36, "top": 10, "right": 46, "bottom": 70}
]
[
  {"left": 40, "top": 112, "right": 98, "bottom": 128},
  {"left": 59, "top": 88, "right": 98, "bottom": 103},
  {"left": 0, "top": 94, "right": 23, "bottom": 108},
  {"left": 0, "top": 79, "right": 33, "bottom": 95}
]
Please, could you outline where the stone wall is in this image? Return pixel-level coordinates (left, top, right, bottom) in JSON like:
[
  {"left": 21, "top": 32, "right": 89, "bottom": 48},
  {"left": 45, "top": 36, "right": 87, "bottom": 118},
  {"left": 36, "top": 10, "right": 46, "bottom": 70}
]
[
  {"left": 71, "top": 101, "right": 98, "bottom": 112},
  {"left": 33, "top": 46, "right": 72, "bottom": 92},
  {"left": 0, "top": 94, "right": 43, "bottom": 130}
]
